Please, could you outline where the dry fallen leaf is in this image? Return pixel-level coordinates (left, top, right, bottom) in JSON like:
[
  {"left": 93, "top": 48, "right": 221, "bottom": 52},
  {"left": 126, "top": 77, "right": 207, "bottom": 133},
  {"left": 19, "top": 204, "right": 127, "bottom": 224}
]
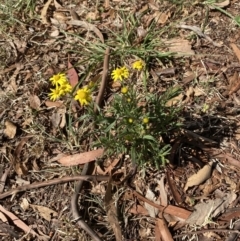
[
  {"left": 165, "top": 38, "right": 195, "bottom": 55},
  {"left": 53, "top": 11, "right": 68, "bottom": 23},
  {"left": 13, "top": 39, "right": 27, "bottom": 54},
  {"left": 50, "top": 29, "right": 60, "bottom": 37},
  {"left": 4, "top": 120, "right": 17, "bottom": 139},
  {"left": 57, "top": 148, "right": 104, "bottom": 166},
  {"left": 69, "top": 9, "right": 80, "bottom": 20},
  {"left": 230, "top": 43, "right": 240, "bottom": 63},
  {"left": 45, "top": 100, "right": 64, "bottom": 107},
  {"left": 229, "top": 72, "right": 240, "bottom": 95},
  {"left": 50, "top": 112, "right": 61, "bottom": 129},
  {"left": 153, "top": 11, "right": 170, "bottom": 24},
  {"left": 67, "top": 20, "right": 104, "bottom": 43},
  {"left": 0, "top": 204, "right": 38, "bottom": 236},
  {"left": 104, "top": 156, "right": 122, "bottom": 174},
  {"left": 184, "top": 86, "right": 194, "bottom": 103},
  {"left": 20, "top": 198, "right": 29, "bottom": 211},
  {"left": 5, "top": 63, "right": 24, "bottom": 92},
  {"left": 13, "top": 137, "right": 31, "bottom": 176},
  {"left": 193, "top": 86, "right": 204, "bottom": 97},
  {"left": 14, "top": 136, "right": 31, "bottom": 160},
  {"left": 86, "top": 11, "right": 99, "bottom": 20},
  {"left": 211, "top": 0, "right": 230, "bottom": 8},
  {"left": 68, "top": 56, "right": 79, "bottom": 88},
  {"left": 183, "top": 71, "right": 196, "bottom": 84},
  {"left": 184, "top": 161, "right": 213, "bottom": 191},
  {"left": 49, "top": 107, "right": 66, "bottom": 129},
  {"left": 186, "top": 193, "right": 236, "bottom": 226},
  {"left": 166, "top": 93, "right": 184, "bottom": 106},
  {"left": 50, "top": 17, "right": 67, "bottom": 29},
  {"left": 41, "top": 0, "right": 52, "bottom": 24},
  {"left": 29, "top": 95, "right": 41, "bottom": 110},
  {"left": 30, "top": 205, "right": 57, "bottom": 222}
]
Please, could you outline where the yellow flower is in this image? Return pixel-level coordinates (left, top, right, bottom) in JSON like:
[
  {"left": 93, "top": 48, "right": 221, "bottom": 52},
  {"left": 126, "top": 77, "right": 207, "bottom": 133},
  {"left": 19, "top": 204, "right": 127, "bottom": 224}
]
[
  {"left": 60, "top": 82, "right": 72, "bottom": 94},
  {"left": 49, "top": 73, "right": 67, "bottom": 86},
  {"left": 143, "top": 117, "right": 149, "bottom": 124},
  {"left": 128, "top": 118, "right": 133, "bottom": 123},
  {"left": 111, "top": 66, "right": 129, "bottom": 82},
  {"left": 132, "top": 60, "right": 144, "bottom": 70},
  {"left": 121, "top": 86, "right": 128, "bottom": 94},
  {"left": 48, "top": 86, "right": 64, "bottom": 101},
  {"left": 74, "top": 86, "right": 92, "bottom": 106}
]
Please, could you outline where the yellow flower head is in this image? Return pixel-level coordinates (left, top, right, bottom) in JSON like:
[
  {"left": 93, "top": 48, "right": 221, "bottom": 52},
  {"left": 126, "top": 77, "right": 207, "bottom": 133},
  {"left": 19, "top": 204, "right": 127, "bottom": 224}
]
[
  {"left": 111, "top": 66, "right": 129, "bottom": 82},
  {"left": 48, "top": 86, "right": 64, "bottom": 101},
  {"left": 121, "top": 86, "right": 128, "bottom": 94},
  {"left": 132, "top": 60, "right": 145, "bottom": 70},
  {"left": 60, "top": 82, "right": 72, "bottom": 94},
  {"left": 74, "top": 86, "right": 92, "bottom": 106},
  {"left": 128, "top": 118, "right": 133, "bottom": 124},
  {"left": 143, "top": 117, "right": 149, "bottom": 124},
  {"left": 49, "top": 73, "right": 67, "bottom": 86}
]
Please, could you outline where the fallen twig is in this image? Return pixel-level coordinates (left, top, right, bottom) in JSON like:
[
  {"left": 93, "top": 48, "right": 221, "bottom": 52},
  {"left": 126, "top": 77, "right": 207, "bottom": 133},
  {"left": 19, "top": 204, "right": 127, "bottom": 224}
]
[
  {"left": 71, "top": 47, "right": 110, "bottom": 241},
  {"left": 129, "top": 186, "right": 191, "bottom": 220},
  {"left": 0, "top": 175, "right": 108, "bottom": 200}
]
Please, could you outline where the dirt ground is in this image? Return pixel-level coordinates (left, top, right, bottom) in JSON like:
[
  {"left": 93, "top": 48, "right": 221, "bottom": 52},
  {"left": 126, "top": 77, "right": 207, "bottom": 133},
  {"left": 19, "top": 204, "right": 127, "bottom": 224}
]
[{"left": 1, "top": 0, "right": 240, "bottom": 240}]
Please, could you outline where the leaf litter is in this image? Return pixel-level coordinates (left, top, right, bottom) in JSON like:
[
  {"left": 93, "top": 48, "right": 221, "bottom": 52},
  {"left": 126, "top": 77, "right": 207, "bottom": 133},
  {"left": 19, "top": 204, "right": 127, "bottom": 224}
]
[
  {"left": 1, "top": 0, "right": 240, "bottom": 240},
  {"left": 184, "top": 161, "right": 213, "bottom": 191},
  {"left": 186, "top": 193, "right": 237, "bottom": 226}
]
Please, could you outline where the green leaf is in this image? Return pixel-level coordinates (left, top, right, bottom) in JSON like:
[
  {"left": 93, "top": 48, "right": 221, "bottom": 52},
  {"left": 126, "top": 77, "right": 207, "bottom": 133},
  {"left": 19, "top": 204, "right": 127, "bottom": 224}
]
[
  {"left": 234, "top": 16, "right": 240, "bottom": 25},
  {"left": 104, "top": 121, "right": 116, "bottom": 132},
  {"left": 143, "top": 135, "right": 157, "bottom": 142}
]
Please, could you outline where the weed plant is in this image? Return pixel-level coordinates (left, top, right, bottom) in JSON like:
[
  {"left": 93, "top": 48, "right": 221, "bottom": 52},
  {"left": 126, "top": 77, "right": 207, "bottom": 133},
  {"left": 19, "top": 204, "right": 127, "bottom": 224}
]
[
  {"left": 48, "top": 63, "right": 182, "bottom": 169},
  {"left": 46, "top": 13, "right": 183, "bottom": 169},
  {"left": 92, "top": 65, "right": 182, "bottom": 169}
]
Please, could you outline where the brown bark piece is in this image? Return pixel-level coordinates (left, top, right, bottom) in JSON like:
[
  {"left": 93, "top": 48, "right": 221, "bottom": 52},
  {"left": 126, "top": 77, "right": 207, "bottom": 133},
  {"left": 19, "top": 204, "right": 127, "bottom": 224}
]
[{"left": 155, "top": 218, "right": 174, "bottom": 241}]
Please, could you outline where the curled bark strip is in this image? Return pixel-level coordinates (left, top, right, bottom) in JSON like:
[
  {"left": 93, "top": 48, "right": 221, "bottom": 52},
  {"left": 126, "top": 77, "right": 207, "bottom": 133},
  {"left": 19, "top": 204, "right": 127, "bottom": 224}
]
[{"left": 0, "top": 175, "right": 108, "bottom": 200}]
